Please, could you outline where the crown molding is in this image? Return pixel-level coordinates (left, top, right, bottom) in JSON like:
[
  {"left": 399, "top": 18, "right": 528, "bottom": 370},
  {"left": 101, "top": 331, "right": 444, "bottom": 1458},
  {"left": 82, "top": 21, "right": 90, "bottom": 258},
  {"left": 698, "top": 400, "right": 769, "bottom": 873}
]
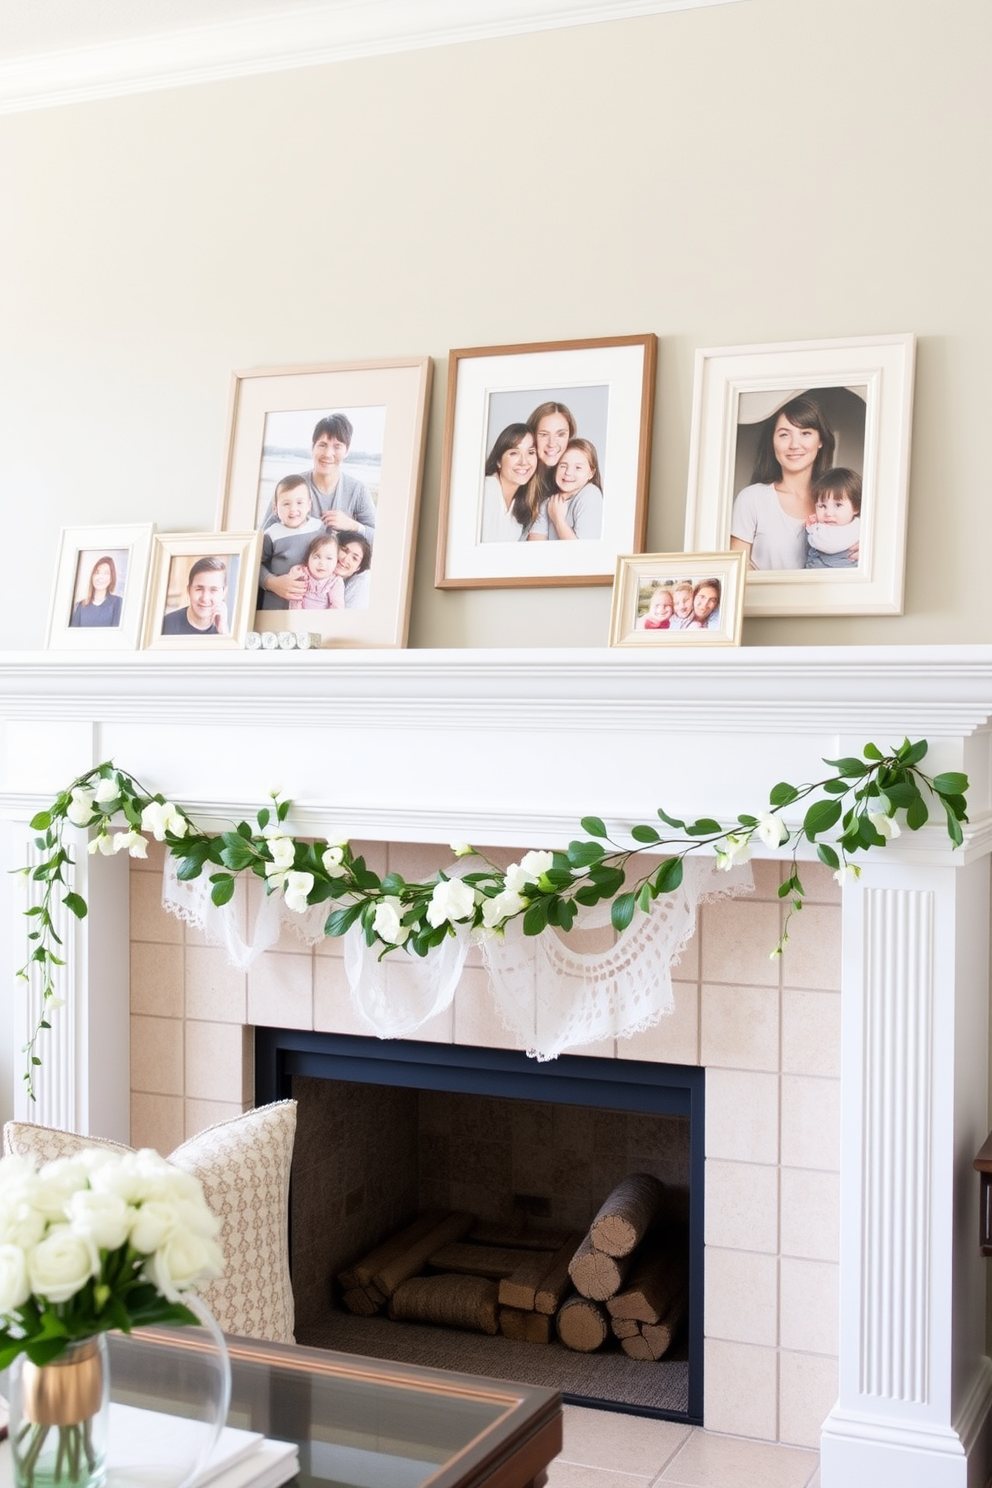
[{"left": 0, "top": 0, "right": 746, "bottom": 115}]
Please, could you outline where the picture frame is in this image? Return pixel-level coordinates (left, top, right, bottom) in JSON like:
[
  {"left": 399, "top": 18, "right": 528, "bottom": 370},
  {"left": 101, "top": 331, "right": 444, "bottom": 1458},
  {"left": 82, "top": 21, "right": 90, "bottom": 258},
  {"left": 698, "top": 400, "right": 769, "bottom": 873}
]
[
  {"left": 609, "top": 552, "right": 746, "bottom": 648},
  {"left": 46, "top": 523, "right": 155, "bottom": 651},
  {"left": 217, "top": 358, "right": 432, "bottom": 647},
  {"left": 682, "top": 333, "right": 915, "bottom": 616},
  {"left": 142, "top": 532, "right": 261, "bottom": 651},
  {"left": 436, "top": 334, "right": 656, "bottom": 589}
]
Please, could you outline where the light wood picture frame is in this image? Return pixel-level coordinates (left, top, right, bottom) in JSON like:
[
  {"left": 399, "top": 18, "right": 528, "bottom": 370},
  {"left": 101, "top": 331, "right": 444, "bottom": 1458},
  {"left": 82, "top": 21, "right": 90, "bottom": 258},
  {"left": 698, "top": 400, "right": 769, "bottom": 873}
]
[
  {"left": 609, "top": 551, "right": 746, "bottom": 648},
  {"left": 682, "top": 333, "right": 915, "bottom": 617},
  {"left": 436, "top": 334, "right": 656, "bottom": 589},
  {"left": 46, "top": 523, "right": 155, "bottom": 651},
  {"left": 217, "top": 358, "right": 432, "bottom": 648},
  {"left": 142, "top": 532, "right": 261, "bottom": 650}
]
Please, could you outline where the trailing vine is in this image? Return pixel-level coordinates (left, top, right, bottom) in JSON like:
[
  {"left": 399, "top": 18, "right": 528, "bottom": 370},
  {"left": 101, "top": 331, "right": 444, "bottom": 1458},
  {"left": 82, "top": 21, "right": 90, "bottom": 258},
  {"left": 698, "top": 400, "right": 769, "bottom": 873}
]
[{"left": 17, "top": 739, "right": 968, "bottom": 1099}]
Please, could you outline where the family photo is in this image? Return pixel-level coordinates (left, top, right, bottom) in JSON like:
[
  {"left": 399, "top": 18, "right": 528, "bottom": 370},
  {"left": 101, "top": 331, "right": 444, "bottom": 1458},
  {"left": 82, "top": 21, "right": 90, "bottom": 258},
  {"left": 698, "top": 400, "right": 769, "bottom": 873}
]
[
  {"left": 480, "top": 385, "right": 609, "bottom": 545},
  {"left": 69, "top": 548, "right": 129, "bottom": 629},
  {"left": 252, "top": 405, "right": 385, "bottom": 613},
  {"left": 729, "top": 385, "right": 867, "bottom": 572},
  {"left": 609, "top": 551, "right": 746, "bottom": 648}
]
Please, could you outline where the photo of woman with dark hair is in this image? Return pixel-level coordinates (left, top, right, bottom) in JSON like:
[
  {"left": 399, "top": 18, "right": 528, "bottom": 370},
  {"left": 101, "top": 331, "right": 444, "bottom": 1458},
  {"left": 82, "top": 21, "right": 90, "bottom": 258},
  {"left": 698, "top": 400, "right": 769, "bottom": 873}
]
[
  {"left": 480, "top": 423, "right": 538, "bottom": 542},
  {"left": 69, "top": 555, "right": 123, "bottom": 629},
  {"left": 729, "top": 394, "right": 838, "bottom": 570}
]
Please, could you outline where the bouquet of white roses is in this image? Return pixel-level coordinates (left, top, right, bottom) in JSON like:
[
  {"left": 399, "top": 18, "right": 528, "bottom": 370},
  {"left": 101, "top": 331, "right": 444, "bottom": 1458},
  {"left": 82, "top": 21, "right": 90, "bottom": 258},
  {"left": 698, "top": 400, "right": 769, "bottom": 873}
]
[{"left": 0, "top": 1147, "right": 224, "bottom": 1370}]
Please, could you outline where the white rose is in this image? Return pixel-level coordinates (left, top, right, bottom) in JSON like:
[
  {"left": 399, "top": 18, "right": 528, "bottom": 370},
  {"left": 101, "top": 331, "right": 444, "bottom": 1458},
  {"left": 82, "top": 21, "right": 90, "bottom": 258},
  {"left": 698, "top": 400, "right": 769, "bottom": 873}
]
[
  {"left": 519, "top": 849, "right": 554, "bottom": 881},
  {"left": 94, "top": 778, "right": 120, "bottom": 804},
  {"left": 715, "top": 834, "right": 752, "bottom": 871},
  {"left": 283, "top": 870, "right": 314, "bottom": 915},
  {"left": 34, "top": 1159, "right": 90, "bottom": 1219},
  {"left": 755, "top": 812, "right": 788, "bottom": 848},
  {"left": 265, "top": 836, "right": 296, "bottom": 874},
  {"left": 88, "top": 833, "right": 116, "bottom": 856},
  {"left": 372, "top": 896, "right": 409, "bottom": 945},
  {"left": 869, "top": 812, "right": 901, "bottom": 840},
  {"left": 321, "top": 846, "right": 348, "bottom": 879},
  {"left": 28, "top": 1225, "right": 98, "bottom": 1303},
  {"left": 129, "top": 1199, "right": 180, "bottom": 1254},
  {"left": 449, "top": 841, "right": 473, "bottom": 858},
  {"left": 140, "top": 800, "right": 187, "bottom": 841},
  {"left": 325, "top": 830, "right": 351, "bottom": 849},
  {"left": 833, "top": 862, "right": 862, "bottom": 887},
  {"left": 66, "top": 1189, "right": 133, "bottom": 1252},
  {"left": 112, "top": 829, "right": 148, "bottom": 859},
  {"left": 0, "top": 1195, "right": 46, "bottom": 1250},
  {"left": 66, "top": 787, "right": 96, "bottom": 827},
  {"left": 0, "top": 1244, "right": 30, "bottom": 1314},
  {"left": 426, "top": 878, "right": 476, "bottom": 928},
  {"left": 143, "top": 1231, "right": 223, "bottom": 1302},
  {"left": 482, "top": 888, "right": 528, "bottom": 930}
]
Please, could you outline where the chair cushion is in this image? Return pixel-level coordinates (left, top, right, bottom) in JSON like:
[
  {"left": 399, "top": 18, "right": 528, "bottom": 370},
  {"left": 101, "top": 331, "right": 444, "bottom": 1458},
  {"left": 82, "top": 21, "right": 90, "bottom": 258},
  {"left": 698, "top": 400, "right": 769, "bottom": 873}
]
[{"left": 3, "top": 1101, "right": 297, "bottom": 1345}]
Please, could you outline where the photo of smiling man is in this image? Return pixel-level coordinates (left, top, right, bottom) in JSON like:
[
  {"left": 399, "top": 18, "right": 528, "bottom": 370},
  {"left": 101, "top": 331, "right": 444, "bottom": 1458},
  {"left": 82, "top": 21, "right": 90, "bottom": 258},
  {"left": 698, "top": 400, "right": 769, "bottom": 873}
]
[{"left": 161, "top": 556, "right": 231, "bottom": 635}]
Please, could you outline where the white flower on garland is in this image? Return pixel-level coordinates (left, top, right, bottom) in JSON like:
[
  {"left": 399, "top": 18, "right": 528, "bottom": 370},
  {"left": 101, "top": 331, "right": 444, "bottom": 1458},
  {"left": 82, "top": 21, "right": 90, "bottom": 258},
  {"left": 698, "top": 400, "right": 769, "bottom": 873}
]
[
  {"left": 321, "top": 846, "right": 348, "bottom": 879},
  {"left": 869, "top": 812, "right": 901, "bottom": 840},
  {"left": 833, "top": 862, "right": 862, "bottom": 887},
  {"left": 140, "top": 800, "right": 188, "bottom": 841},
  {"left": 373, "top": 896, "right": 409, "bottom": 946},
  {"left": 505, "top": 850, "right": 555, "bottom": 894},
  {"left": 449, "top": 841, "right": 473, "bottom": 858},
  {"left": 481, "top": 887, "right": 529, "bottom": 931},
  {"left": 715, "top": 834, "right": 753, "bottom": 871},
  {"left": 755, "top": 811, "right": 789, "bottom": 848},
  {"left": 265, "top": 836, "right": 296, "bottom": 875},
  {"left": 112, "top": 829, "right": 148, "bottom": 858},
  {"left": 282, "top": 871, "right": 315, "bottom": 915},
  {"left": 426, "top": 878, "right": 476, "bottom": 928},
  {"left": 94, "top": 778, "right": 120, "bottom": 805},
  {"left": 65, "top": 787, "right": 96, "bottom": 827}
]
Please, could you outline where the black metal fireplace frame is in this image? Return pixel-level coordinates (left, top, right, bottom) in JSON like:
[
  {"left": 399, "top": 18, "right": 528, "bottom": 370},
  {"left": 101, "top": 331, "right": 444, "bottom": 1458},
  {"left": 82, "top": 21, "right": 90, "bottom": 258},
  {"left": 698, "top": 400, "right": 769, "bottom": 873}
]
[{"left": 256, "top": 1027, "right": 705, "bottom": 1422}]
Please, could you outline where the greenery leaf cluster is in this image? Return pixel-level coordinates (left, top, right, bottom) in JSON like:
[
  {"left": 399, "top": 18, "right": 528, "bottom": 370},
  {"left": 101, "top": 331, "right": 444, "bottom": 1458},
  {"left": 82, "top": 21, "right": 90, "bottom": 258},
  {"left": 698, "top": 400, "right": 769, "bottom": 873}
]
[{"left": 16, "top": 741, "right": 969, "bottom": 1096}]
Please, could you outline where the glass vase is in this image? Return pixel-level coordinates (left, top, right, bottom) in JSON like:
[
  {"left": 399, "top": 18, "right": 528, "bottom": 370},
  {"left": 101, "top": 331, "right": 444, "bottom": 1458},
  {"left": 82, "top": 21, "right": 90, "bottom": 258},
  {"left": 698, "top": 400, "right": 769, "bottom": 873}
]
[{"left": 10, "top": 1333, "right": 109, "bottom": 1488}]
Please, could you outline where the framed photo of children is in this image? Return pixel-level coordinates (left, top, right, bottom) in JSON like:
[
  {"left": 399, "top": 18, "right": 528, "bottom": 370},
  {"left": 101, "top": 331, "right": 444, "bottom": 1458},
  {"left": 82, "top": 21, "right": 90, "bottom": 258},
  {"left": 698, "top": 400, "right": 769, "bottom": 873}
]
[
  {"left": 217, "top": 358, "right": 433, "bottom": 647},
  {"left": 142, "top": 532, "right": 262, "bottom": 651},
  {"left": 435, "top": 334, "right": 657, "bottom": 589},
  {"left": 609, "top": 552, "right": 746, "bottom": 648},
  {"left": 682, "top": 334, "right": 915, "bottom": 616},
  {"left": 46, "top": 523, "right": 155, "bottom": 651}
]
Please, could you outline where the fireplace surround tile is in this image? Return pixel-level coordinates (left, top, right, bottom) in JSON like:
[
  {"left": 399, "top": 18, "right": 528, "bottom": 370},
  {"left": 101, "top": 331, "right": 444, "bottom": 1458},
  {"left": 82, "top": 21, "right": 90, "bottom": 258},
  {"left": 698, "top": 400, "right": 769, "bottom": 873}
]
[
  {"left": 705, "top": 1069, "right": 779, "bottom": 1165},
  {"left": 700, "top": 899, "right": 782, "bottom": 988},
  {"left": 779, "top": 1258, "right": 839, "bottom": 1356},
  {"left": 130, "top": 941, "right": 184, "bottom": 1017},
  {"left": 779, "top": 1077, "right": 840, "bottom": 1171},
  {"left": 777, "top": 1351, "right": 839, "bottom": 1452},
  {"left": 247, "top": 948, "right": 314, "bottom": 1029},
  {"left": 619, "top": 977, "right": 700, "bottom": 1065},
  {"left": 777, "top": 905, "right": 842, "bottom": 992},
  {"left": 780, "top": 992, "right": 841, "bottom": 1079},
  {"left": 130, "top": 1091, "right": 184, "bottom": 1152},
  {"left": 313, "top": 956, "right": 368, "bottom": 1034},
  {"left": 184, "top": 1020, "right": 251, "bottom": 1103},
  {"left": 704, "top": 1159, "right": 779, "bottom": 1254},
  {"left": 130, "top": 868, "right": 183, "bottom": 944},
  {"left": 702, "top": 1338, "right": 778, "bottom": 1440},
  {"left": 779, "top": 1169, "right": 840, "bottom": 1263},
  {"left": 130, "top": 1013, "right": 183, "bottom": 1094},
  {"left": 700, "top": 983, "right": 779, "bottom": 1071},
  {"left": 185, "top": 946, "right": 247, "bottom": 1023},
  {"left": 705, "top": 1246, "right": 779, "bottom": 1346}
]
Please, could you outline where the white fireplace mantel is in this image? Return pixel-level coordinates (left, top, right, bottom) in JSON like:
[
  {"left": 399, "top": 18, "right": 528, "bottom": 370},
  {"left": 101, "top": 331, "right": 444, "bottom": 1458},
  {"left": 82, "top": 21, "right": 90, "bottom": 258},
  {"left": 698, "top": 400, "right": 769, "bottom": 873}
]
[{"left": 2, "top": 642, "right": 992, "bottom": 1488}]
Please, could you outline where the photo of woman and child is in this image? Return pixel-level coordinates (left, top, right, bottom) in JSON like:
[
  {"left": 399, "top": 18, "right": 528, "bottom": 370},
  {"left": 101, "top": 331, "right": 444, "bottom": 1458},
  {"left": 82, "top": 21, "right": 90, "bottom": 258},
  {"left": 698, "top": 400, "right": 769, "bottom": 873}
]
[
  {"left": 255, "top": 409, "right": 380, "bottom": 611},
  {"left": 636, "top": 576, "right": 723, "bottom": 633},
  {"left": 480, "top": 395, "right": 606, "bottom": 545},
  {"left": 729, "top": 390, "right": 865, "bottom": 572},
  {"left": 69, "top": 550, "right": 127, "bottom": 629}
]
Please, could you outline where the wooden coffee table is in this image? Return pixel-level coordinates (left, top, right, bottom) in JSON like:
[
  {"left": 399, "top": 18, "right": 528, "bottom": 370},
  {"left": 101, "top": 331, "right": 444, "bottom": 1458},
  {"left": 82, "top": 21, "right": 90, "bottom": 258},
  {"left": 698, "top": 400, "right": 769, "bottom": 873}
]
[{"left": 109, "top": 1328, "right": 562, "bottom": 1488}]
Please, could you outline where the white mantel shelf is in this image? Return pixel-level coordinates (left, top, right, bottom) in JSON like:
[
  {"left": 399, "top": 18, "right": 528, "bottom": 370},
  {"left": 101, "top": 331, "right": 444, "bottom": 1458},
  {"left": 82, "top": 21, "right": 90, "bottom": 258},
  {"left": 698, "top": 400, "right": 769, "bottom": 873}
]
[{"left": 2, "top": 642, "right": 992, "bottom": 1487}]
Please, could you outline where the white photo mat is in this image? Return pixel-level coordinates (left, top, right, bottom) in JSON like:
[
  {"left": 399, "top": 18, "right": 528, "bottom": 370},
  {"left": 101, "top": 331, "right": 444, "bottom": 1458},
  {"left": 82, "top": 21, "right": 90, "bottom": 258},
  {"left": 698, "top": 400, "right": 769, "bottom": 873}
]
[
  {"left": 437, "top": 338, "right": 654, "bottom": 588},
  {"left": 683, "top": 333, "right": 915, "bottom": 616}
]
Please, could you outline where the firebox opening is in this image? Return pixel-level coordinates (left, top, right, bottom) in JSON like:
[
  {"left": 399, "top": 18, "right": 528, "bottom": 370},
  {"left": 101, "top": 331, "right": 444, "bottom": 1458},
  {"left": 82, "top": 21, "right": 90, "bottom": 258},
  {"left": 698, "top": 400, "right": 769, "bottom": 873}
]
[{"left": 257, "top": 1030, "right": 704, "bottom": 1421}]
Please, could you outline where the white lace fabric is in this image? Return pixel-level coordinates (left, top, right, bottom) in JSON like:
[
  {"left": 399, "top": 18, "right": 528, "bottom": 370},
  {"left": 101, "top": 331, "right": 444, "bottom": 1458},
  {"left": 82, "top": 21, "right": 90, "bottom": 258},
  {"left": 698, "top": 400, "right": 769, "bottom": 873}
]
[{"left": 162, "top": 854, "right": 753, "bottom": 1059}]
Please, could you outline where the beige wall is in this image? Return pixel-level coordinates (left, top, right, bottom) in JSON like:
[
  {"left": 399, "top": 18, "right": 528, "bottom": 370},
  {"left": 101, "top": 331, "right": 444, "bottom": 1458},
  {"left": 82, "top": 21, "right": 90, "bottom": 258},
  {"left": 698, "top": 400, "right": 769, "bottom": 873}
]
[{"left": 0, "top": 0, "right": 989, "bottom": 647}]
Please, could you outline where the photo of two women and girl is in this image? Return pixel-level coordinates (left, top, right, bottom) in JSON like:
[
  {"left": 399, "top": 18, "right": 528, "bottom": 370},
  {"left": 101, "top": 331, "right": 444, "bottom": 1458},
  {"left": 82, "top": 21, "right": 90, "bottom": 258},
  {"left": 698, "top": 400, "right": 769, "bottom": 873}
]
[{"left": 479, "top": 385, "right": 608, "bottom": 545}]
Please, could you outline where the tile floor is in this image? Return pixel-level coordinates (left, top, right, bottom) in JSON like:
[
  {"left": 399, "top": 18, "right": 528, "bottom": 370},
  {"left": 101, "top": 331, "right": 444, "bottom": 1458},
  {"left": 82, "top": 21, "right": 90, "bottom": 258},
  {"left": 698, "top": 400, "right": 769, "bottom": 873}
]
[{"left": 548, "top": 1407, "right": 819, "bottom": 1488}]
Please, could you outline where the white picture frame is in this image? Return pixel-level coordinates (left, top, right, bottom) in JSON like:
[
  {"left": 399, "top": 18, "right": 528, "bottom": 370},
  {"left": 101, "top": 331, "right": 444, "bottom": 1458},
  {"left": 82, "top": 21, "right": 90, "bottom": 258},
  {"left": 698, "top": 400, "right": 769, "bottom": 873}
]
[
  {"left": 683, "top": 333, "right": 915, "bottom": 616},
  {"left": 46, "top": 523, "right": 155, "bottom": 651},
  {"left": 436, "top": 335, "right": 656, "bottom": 589},
  {"left": 142, "top": 532, "right": 262, "bottom": 651}
]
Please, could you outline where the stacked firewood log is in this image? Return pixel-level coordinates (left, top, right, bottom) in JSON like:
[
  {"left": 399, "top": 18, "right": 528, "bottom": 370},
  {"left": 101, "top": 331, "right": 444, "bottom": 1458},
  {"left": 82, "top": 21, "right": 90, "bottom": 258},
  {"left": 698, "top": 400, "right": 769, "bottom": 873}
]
[{"left": 335, "top": 1173, "right": 688, "bottom": 1360}]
